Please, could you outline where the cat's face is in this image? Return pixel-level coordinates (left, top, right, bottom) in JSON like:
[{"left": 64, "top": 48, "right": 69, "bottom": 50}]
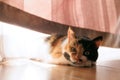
[{"left": 63, "top": 27, "right": 103, "bottom": 66}]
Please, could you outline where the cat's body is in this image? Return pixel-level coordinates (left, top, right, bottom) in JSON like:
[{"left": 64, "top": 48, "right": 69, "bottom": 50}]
[{"left": 31, "top": 27, "right": 103, "bottom": 67}]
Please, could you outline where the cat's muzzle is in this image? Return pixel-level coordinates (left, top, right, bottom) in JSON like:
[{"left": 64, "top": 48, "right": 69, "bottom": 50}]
[
  {"left": 63, "top": 52, "right": 95, "bottom": 67},
  {"left": 63, "top": 52, "right": 82, "bottom": 64}
]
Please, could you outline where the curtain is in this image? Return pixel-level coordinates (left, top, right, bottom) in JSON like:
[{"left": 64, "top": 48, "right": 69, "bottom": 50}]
[
  {"left": 2, "top": 0, "right": 119, "bottom": 35},
  {"left": 0, "top": 0, "right": 120, "bottom": 34},
  {"left": 0, "top": 25, "right": 3, "bottom": 61},
  {"left": 51, "top": 0, "right": 120, "bottom": 34}
]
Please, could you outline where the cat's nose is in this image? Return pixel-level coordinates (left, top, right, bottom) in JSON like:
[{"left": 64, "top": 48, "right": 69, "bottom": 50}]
[{"left": 72, "top": 59, "right": 82, "bottom": 64}]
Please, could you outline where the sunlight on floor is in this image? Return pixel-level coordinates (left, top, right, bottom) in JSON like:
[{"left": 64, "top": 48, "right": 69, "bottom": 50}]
[
  {"left": 21, "top": 62, "right": 56, "bottom": 80},
  {"left": 0, "top": 61, "right": 56, "bottom": 80}
]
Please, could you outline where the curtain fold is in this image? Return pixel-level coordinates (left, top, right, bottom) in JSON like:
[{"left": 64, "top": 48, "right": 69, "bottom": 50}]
[
  {"left": 52, "top": 0, "right": 120, "bottom": 34},
  {"left": 0, "top": 24, "right": 4, "bottom": 61}
]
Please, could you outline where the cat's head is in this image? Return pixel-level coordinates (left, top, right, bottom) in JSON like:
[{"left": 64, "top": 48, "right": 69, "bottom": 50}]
[{"left": 63, "top": 27, "right": 103, "bottom": 66}]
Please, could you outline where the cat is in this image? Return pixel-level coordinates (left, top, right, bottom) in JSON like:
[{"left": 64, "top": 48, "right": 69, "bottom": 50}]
[{"left": 31, "top": 27, "right": 103, "bottom": 67}]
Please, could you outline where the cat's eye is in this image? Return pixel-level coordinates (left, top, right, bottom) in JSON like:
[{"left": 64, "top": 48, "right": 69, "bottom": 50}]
[
  {"left": 71, "top": 47, "right": 76, "bottom": 52},
  {"left": 84, "top": 51, "right": 90, "bottom": 55}
]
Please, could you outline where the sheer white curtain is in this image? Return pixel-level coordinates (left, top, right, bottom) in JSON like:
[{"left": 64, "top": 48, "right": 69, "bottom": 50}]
[
  {"left": 0, "top": 23, "right": 4, "bottom": 61},
  {"left": 0, "top": 22, "right": 49, "bottom": 62}
]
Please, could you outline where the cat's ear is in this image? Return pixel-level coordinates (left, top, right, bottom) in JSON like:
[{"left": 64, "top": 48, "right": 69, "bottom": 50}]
[
  {"left": 67, "top": 27, "right": 75, "bottom": 41},
  {"left": 93, "top": 36, "right": 103, "bottom": 48}
]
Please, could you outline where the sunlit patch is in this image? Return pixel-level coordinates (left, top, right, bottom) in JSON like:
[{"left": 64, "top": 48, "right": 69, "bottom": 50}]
[
  {"left": 22, "top": 63, "right": 54, "bottom": 80},
  {"left": 22, "top": 60, "right": 56, "bottom": 80},
  {"left": 0, "top": 22, "right": 51, "bottom": 61},
  {"left": 1, "top": 58, "right": 30, "bottom": 66},
  {"left": 30, "top": 60, "right": 56, "bottom": 68},
  {"left": 23, "top": 61, "right": 55, "bottom": 80},
  {"left": 97, "top": 46, "right": 120, "bottom": 63}
]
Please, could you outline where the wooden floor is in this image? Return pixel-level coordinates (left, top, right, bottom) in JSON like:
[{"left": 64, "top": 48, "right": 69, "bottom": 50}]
[
  {"left": 0, "top": 47, "right": 120, "bottom": 80},
  {"left": 0, "top": 61, "right": 120, "bottom": 80}
]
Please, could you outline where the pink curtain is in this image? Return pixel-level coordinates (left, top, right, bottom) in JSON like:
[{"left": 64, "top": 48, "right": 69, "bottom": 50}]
[
  {"left": 2, "top": 0, "right": 120, "bottom": 35},
  {"left": 51, "top": 0, "right": 120, "bottom": 34}
]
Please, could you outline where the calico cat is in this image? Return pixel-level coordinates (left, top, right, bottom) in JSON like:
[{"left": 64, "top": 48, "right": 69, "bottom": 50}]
[{"left": 31, "top": 27, "right": 103, "bottom": 67}]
